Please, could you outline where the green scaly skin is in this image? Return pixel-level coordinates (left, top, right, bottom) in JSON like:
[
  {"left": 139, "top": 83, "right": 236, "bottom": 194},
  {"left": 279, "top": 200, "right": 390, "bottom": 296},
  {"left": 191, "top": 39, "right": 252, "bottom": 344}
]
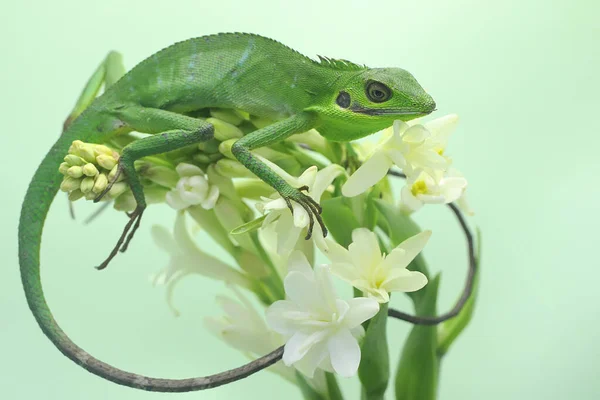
[{"left": 18, "top": 33, "right": 435, "bottom": 392}]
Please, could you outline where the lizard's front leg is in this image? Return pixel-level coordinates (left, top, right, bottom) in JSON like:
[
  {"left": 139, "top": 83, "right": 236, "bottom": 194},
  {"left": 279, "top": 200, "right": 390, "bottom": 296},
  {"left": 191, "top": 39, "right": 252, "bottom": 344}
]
[
  {"left": 231, "top": 113, "right": 327, "bottom": 238},
  {"left": 94, "top": 105, "right": 214, "bottom": 270}
]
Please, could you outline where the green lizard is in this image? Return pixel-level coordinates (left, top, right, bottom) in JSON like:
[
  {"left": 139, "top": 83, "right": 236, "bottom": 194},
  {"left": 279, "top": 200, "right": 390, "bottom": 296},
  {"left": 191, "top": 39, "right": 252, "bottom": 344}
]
[{"left": 18, "top": 32, "right": 435, "bottom": 391}]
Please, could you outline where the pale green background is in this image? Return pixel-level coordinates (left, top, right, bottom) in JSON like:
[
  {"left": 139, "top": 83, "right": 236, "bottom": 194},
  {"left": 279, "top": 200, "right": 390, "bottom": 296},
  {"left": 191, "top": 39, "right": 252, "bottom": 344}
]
[{"left": 2, "top": 0, "right": 599, "bottom": 399}]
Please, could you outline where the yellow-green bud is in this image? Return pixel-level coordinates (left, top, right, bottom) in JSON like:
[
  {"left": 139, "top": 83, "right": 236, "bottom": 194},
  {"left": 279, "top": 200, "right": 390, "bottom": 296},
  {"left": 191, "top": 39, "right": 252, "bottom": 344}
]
[
  {"left": 113, "top": 191, "right": 136, "bottom": 212},
  {"left": 60, "top": 177, "right": 81, "bottom": 192},
  {"left": 218, "top": 139, "right": 236, "bottom": 160},
  {"left": 210, "top": 108, "right": 244, "bottom": 126},
  {"left": 207, "top": 117, "right": 244, "bottom": 141},
  {"left": 108, "top": 165, "right": 125, "bottom": 182},
  {"left": 70, "top": 141, "right": 96, "bottom": 163},
  {"left": 58, "top": 162, "right": 70, "bottom": 175},
  {"left": 109, "top": 181, "right": 128, "bottom": 198},
  {"left": 80, "top": 177, "right": 95, "bottom": 193},
  {"left": 93, "top": 144, "right": 114, "bottom": 157},
  {"left": 92, "top": 173, "right": 109, "bottom": 194},
  {"left": 64, "top": 154, "right": 86, "bottom": 166},
  {"left": 66, "top": 166, "right": 83, "bottom": 178},
  {"left": 143, "top": 166, "right": 178, "bottom": 188},
  {"left": 215, "top": 159, "right": 255, "bottom": 178},
  {"left": 96, "top": 154, "right": 117, "bottom": 170},
  {"left": 85, "top": 191, "right": 97, "bottom": 201},
  {"left": 68, "top": 189, "right": 85, "bottom": 202},
  {"left": 82, "top": 163, "right": 99, "bottom": 177},
  {"left": 193, "top": 153, "right": 212, "bottom": 163}
]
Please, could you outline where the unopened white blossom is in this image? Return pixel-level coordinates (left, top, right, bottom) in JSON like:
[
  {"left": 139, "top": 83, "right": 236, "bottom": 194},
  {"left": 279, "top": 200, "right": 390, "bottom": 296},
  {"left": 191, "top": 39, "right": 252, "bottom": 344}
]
[
  {"left": 166, "top": 163, "right": 219, "bottom": 210},
  {"left": 323, "top": 228, "right": 429, "bottom": 303},
  {"left": 400, "top": 171, "right": 467, "bottom": 213},
  {"left": 256, "top": 163, "right": 344, "bottom": 255},
  {"left": 151, "top": 211, "right": 251, "bottom": 315},
  {"left": 266, "top": 251, "right": 379, "bottom": 378},
  {"left": 342, "top": 114, "right": 459, "bottom": 197}
]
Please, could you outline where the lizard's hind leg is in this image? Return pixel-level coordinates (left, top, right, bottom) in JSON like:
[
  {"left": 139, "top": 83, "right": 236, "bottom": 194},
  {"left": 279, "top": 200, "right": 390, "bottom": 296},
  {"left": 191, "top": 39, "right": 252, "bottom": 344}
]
[
  {"left": 63, "top": 51, "right": 126, "bottom": 132},
  {"left": 94, "top": 106, "right": 214, "bottom": 270}
]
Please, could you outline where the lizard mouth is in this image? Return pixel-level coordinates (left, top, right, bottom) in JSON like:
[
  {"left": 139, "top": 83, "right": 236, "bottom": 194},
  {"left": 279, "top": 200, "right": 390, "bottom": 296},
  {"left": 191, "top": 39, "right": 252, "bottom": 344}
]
[{"left": 349, "top": 105, "right": 436, "bottom": 117}]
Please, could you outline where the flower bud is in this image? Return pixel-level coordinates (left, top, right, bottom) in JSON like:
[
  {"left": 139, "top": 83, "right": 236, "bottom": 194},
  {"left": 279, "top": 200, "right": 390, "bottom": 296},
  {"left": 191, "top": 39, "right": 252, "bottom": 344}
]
[
  {"left": 60, "top": 177, "right": 81, "bottom": 192},
  {"left": 58, "top": 162, "right": 70, "bottom": 175},
  {"left": 109, "top": 181, "right": 128, "bottom": 198},
  {"left": 143, "top": 166, "right": 179, "bottom": 188},
  {"left": 92, "top": 173, "right": 109, "bottom": 194},
  {"left": 70, "top": 141, "right": 96, "bottom": 163},
  {"left": 215, "top": 159, "right": 254, "bottom": 178},
  {"left": 93, "top": 144, "right": 114, "bottom": 157},
  {"left": 80, "top": 177, "right": 95, "bottom": 193},
  {"left": 218, "top": 139, "right": 236, "bottom": 160},
  {"left": 113, "top": 191, "right": 136, "bottom": 212},
  {"left": 209, "top": 108, "right": 244, "bottom": 126},
  {"left": 193, "top": 153, "right": 212, "bottom": 164},
  {"left": 207, "top": 117, "right": 244, "bottom": 141},
  {"left": 82, "top": 163, "right": 99, "bottom": 177},
  {"left": 96, "top": 154, "right": 117, "bottom": 170},
  {"left": 68, "top": 189, "right": 84, "bottom": 201},
  {"left": 66, "top": 166, "right": 83, "bottom": 178},
  {"left": 64, "top": 154, "right": 86, "bottom": 166}
]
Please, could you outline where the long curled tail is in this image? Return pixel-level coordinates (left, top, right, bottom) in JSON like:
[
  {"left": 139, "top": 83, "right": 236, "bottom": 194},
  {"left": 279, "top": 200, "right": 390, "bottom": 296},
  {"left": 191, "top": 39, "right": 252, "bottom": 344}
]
[{"left": 18, "top": 113, "right": 282, "bottom": 392}]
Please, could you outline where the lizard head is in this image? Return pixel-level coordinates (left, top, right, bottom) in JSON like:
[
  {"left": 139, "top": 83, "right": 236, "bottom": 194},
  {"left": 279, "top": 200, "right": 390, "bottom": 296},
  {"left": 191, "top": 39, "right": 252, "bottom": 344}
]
[{"left": 312, "top": 67, "right": 436, "bottom": 142}]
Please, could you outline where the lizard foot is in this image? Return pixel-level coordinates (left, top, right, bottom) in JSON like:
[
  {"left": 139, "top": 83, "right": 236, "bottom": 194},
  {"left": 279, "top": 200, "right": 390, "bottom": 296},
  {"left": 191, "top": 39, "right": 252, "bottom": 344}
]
[
  {"left": 95, "top": 205, "right": 145, "bottom": 270},
  {"left": 283, "top": 185, "right": 327, "bottom": 240}
]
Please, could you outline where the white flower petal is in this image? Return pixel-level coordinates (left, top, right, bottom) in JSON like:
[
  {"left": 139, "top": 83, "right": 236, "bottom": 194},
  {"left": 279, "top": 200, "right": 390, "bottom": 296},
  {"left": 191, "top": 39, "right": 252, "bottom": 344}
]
[
  {"left": 288, "top": 250, "right": 314, "bottom": 277},
  {"left": 342, "top": 151, "right": 392, "bottom": 197},
  {"left": 382, "top": 270, "right": 428, "bottom": 293},
  {"left": 327, "top": 329, "right": 361, "bottom": 378},
  {"left": 150, "top": 225, "right": 178, "bottom": 255},
  {"left": 291, "top": 340, "right": 329, "bottom": 378},
  {"left": 284, "top": 271, "right": 322, "bottom": 311},
  {"left": 311, "top": 164, "right": 343, "bottom": 201},
  {"left": 165, "top": 190, "right": 189, "bottom": 210},
  {"left": 394, "top": 230, "right": 432, "bottom": 267},
  {"left": 349, "top": 228, "right": 381, "bottom": 270},
  {"left": 201, "top": 185, "right": 219, "bottom": 209},
  {"left": 176, "top": 163, "right": 204, "bottom": 177},
  {"left": 343, "top": 298, "right": 380, "bottom": 328}
]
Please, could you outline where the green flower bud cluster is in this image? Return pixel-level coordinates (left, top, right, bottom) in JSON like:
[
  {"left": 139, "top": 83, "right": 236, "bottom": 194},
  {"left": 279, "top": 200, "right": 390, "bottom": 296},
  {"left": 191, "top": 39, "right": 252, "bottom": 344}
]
[{"left": 58, "top": 140, "right": 127, "bottom": 202}]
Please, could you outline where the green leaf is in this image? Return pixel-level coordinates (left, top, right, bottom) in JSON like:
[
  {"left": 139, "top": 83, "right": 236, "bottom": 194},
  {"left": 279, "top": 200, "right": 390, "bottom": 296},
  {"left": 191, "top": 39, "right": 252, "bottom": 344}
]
[
  {"left": 358, "top": 302, "right": 389, "bottom": 400},
  {"left": 295, "top": 371, "right": 327, "bottom": 400},
  {"left": 325, "top": 372, "right": 344, "bottom": 400},
  {"left": 395, "top": 274, "right": 441, "bottom": 400},
  {"left": 321, "top": 197, "right": 361, "bottom": 247},
  {"left": 230, "top": 215, "right": 267, "bottom": 235},
  {"left": 437, "top": 228, "right": 482, "bottom": 356}
]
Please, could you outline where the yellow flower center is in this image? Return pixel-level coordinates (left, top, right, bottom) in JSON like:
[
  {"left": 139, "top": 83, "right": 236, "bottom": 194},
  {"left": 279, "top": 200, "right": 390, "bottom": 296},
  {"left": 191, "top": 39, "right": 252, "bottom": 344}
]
[{"left": 411, "top": 180, "right": 428, "bottom": 196}]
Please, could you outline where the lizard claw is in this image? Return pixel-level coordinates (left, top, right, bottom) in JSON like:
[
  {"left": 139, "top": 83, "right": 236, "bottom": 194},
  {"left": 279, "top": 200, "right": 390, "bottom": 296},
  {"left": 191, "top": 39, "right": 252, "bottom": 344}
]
[
  {"left": 283, "top": 187, "right": 327, "bottom": 240},
  {"left": 95, "top": 205, "right": 145, "bottom": 270}
]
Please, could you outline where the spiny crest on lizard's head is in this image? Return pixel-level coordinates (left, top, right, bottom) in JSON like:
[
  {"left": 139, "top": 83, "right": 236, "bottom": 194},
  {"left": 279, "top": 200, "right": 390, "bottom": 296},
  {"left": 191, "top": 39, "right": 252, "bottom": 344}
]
[{"left": 316, "top": 55, "right": 367, "bottom": 71}]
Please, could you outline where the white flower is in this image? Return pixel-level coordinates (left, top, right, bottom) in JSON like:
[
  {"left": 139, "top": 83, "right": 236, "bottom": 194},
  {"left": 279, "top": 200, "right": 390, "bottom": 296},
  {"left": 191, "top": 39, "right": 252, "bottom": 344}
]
[
  {"left": 342, "top": 114, "right": 459, "bottom": 197},
  {"left": 323, "top": 228, "right": 429, "bottom": 303},
  {"left": 447, "top": 168, "right": 475, "bottom": 216},
  {"left": 266, "top": 251, "right": 379, "bottom": 378},
  {"left": 166, "top": 163, "right": 219, "bottom": 210},
  {"left": 256, "top": 163, "right": 344, "bottom": 255},
  {"left": 151, "top": 211, "right": 251, "bottom": 315},
  {"left": 204, "top": 286, "right": 296, "bottom": 383},
  {"left": 400, "top": 171, "right": 468, "bottom": 213}
]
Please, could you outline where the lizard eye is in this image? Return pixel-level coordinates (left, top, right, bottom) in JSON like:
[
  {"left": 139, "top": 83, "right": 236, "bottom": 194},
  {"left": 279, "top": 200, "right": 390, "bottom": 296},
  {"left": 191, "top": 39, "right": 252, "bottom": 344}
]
[{"left": 366, "top": 81, "right": 392, "bottom": 103}]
